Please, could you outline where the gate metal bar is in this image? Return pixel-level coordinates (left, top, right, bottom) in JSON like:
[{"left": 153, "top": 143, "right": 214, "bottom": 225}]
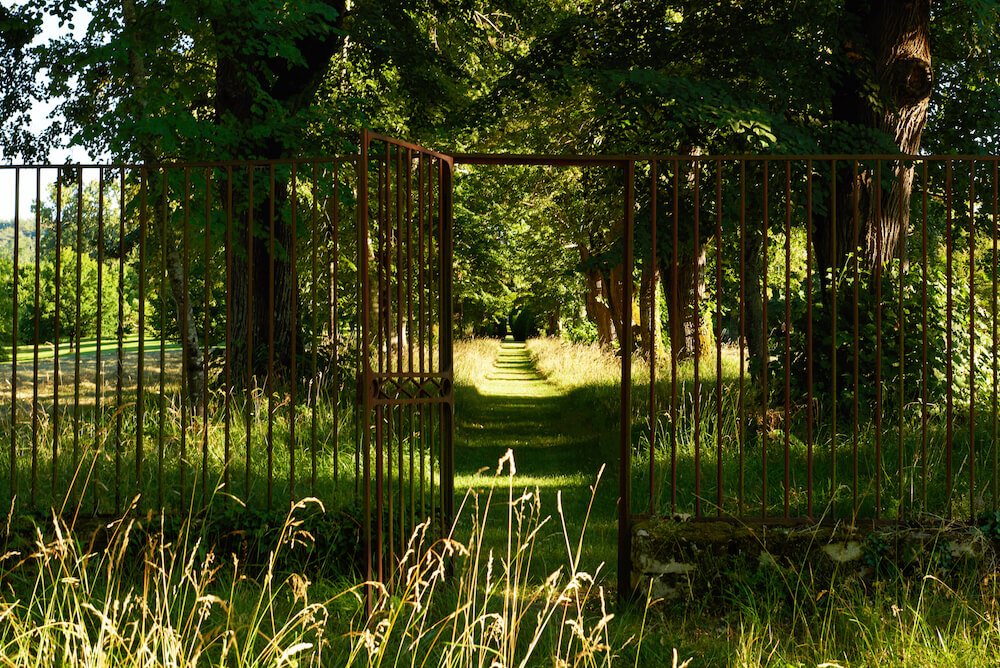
[
  {"left": 358, "top": 130, "right": 455, "bottom": 595},
  {"left": 2, "top": 158, "right": 359, "bottom": 517}
]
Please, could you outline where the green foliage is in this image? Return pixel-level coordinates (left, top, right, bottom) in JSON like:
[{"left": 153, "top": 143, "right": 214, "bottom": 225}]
[
  {"left": 14, "top": 246, "right": 137, "bottom": 345},
  {"left": 977, "top": 510, "right": 1000, "bottom": 538},
  {"left": 777, "top": 240, "right": 993, "bottom": 422}
]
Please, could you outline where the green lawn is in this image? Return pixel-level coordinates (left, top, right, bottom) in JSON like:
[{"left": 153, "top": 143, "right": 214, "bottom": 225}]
[
  {"left": 4, "top": 335, "right": 182, "bottom": 362},
  {"left": 453, "top": 338, "right": 619, "bottom": 578}
]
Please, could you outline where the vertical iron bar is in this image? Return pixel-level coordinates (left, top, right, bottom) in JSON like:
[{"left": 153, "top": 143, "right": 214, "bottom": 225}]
[
  {"left": 202, "top": 168, "right": 212, "bottom": 506},
  {"left": 875, "top": 160, "right": 883, "bottom": 520},
  {"left": 31, "top": 170, "right": 40, "bottom": 508},
  {"left": 396, "top": 147, "right": 404, "bottom": 558},
  {"left": 806, "top": 159, "right": 814, "bottom": 518},
  {"left": 418, "top": 153, "right": 426, "bottom": 515},
  {"left": 693, "top": 162, "right": 701, "bottom": 518},
  {"left": 332, "top": 162, "right": 340, "bottom": 486},
  {"left": 898, "top": 160, "right": 907, "bottom": 518},
  {"left": 225, "top": 166, "right": 233, "bottom": 498},
  {"left": 761, "top": 160, "right": 770, "bottom": 519},
  {"left": 135, "top": 169, "right": 147, "bottom": 513},
  {"left": 289, "top": 164, "right": 298, "bottom": 502},
  {"left": 969, "top": 160, "right": 976, "bottom": 522},
  {"left": 180, "top": 168, "right": 190, "bottom": 507},
  {"left": 671, "top": 160, "right": 679, "bottom": 514},
  {"left": 649, "top": 161, "right": 658, "bottom": 514},
  {"left": 946, "top": 159, "right": 954, "bottom": 518},
  {"left": 852, "top": 160, "right": 860, "bottom": 517},
  {"left": 830, "top": 160, "right": 838, "bottom": 517},
  {"left": 436, "top": 156, "right": 445, "bottom": 540},
  {"left": 406, "top": 150, "right": 415, "bottom": 535},
  {"left": 266, "top": 164, "right": 275, "bottom": 510},
  {"left": 53, "top": 171, "right": 62, "bottom": 501},
  {"left": 94, "top": 169, "right": 104, "bottom": 513},
  {"left": 385, "top": 146, "right": 395, "bottom": 580},
  {"left": 440, "top": 157, "right": 455, "bottom": 549},
  {"left": 113, "top": 169, "right": 125, "bottom": 514},
  {"left": 921, "top": 161, "right": 929, "bottom": 508},
  {"left": 739, "top": 160, "right": 747, "bottom": 516},
  {"left": 618, "top": 160, "right": 635, "bottom": 600},
  {"left": 9, "top": 169, "right": 19, "bottom": 509},
  {"left": 245, "top": 165, "right": 254, "bottom": 500},
  {"left": 359, "top": 130, "right": 374, "bottom": 602},
  {"left": 425, "top": 157, "right": 432, "bottom": 517},
  {"left": 993, "top": 159, "right": 999, "bottom": 512},
  {"left": 158, "top": 170, "right": 167, "bottom": 509},
  {"left": 715, "top": 160, "right": 723, "bottom": 516},
  {"left": 374, "top": 148, "right": 386, "bottom": 583},
  {"left": 309, "top": 164, "right": 319, "bottom": 492},
  {"left": 72, "top": 171, "right": 83, "bottom": 498}
]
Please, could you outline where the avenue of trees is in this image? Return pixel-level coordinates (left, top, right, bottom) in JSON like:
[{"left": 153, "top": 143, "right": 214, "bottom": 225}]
[{"left": 2, "top": 0, "right": 999, "bottom": 409}]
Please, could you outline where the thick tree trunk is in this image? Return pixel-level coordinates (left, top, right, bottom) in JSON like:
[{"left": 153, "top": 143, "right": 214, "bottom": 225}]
[
  {"left": 660, "top": 245, "right": 706, "bottom": 361},
  {"left": 229, "top": 188, "right": 296, "bottom": 384},
  {"left": 816, "top": 0, "right": 932, "bottom": 275},
  {"left": 212, "top": 1, "right": 345, "bottom": 387}
]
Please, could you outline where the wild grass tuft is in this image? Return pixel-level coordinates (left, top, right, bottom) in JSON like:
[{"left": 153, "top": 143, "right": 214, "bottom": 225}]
[{"left": 0, "top": 447, "right": 666, "bottom": 666}]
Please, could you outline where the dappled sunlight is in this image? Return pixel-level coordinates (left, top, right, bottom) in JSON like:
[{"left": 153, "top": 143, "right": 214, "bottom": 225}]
[{"left": 453, "top": 337, "right": 621, "bottom": 575}]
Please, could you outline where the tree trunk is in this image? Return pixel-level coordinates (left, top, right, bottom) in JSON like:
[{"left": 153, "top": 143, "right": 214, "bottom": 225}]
[
  {"left": 229, "top": 190, "right": 296, "bottom": 385},
  {"left": 122, "top": 0, "right": 204, "bottom": 409},
  {"left": 656, "top": 150, "right": 710, "bottom": 362},
  {"left": 660, "top": 245, "right": 706, "bottom": 361},
  {"left": 816, "top": 0, "right": 932, "bottom": 274},
  {"left": 164, "top": 237, "right": 205, "bottom": 408},
  {"left": 580, "top": 246, "right": 614, "bottom": 347},
  {"left": 603, "top": 264, "right": 628, "bottom": 350},
  {"left": 212, "top": 2, "right": 345, "bottom": 387}
]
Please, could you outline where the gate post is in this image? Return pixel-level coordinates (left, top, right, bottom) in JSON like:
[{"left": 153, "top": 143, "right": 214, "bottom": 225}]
[
  {"left": 358, "top": 129, "right": 375, "bottom": 609},
  {"left": 439, "top": 160, "right": 456, "bottom": 535}
]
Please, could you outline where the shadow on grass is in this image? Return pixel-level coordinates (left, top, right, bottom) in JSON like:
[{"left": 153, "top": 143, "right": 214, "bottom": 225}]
[{"left": 454, "top": 340, "right": 620, "bottom": 578}]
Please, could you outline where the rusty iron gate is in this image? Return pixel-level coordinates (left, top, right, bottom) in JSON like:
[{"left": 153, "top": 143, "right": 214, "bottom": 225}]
[
  {"left": 358, "top": 131, "right": 455, "bottom": 588},
  {"left": 5, "top": 146, "right": 1000, "bottom": 601}
]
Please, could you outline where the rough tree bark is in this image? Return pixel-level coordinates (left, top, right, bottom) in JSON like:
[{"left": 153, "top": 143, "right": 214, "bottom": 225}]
[
  {"left": 212, "top": 0, "right": 348, "bottom": 384},
  {"left": 816, "top": 0, "right": 932, "bottom": 274}
]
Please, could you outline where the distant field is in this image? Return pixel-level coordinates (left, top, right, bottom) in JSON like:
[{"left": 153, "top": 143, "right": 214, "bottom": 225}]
[
  {"left": 3, "top": 336, "right": 186, "bottom": 403},
  {"left": 3, "top": 335, "right": 181, "bottom": 362}
]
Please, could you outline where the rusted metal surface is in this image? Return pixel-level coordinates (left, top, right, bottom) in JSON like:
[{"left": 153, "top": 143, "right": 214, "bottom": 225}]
[{"left": 358, "top": 130, "right": 455, "bottom": 596}]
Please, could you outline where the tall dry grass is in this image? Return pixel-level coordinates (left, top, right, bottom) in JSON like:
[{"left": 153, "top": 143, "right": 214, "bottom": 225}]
[{"left": 0, "top": 449, "right": 660, "bottom": 667}]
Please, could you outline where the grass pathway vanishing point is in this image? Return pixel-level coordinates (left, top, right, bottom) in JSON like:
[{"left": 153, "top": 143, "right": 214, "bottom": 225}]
[{"left": 454, "top": 339, "right": 619, "bottom": 579}]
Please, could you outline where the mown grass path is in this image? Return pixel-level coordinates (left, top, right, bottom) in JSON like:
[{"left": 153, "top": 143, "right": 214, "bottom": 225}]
[{"left": 454, "top": 340, "right": 618, "bottom": 578}]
